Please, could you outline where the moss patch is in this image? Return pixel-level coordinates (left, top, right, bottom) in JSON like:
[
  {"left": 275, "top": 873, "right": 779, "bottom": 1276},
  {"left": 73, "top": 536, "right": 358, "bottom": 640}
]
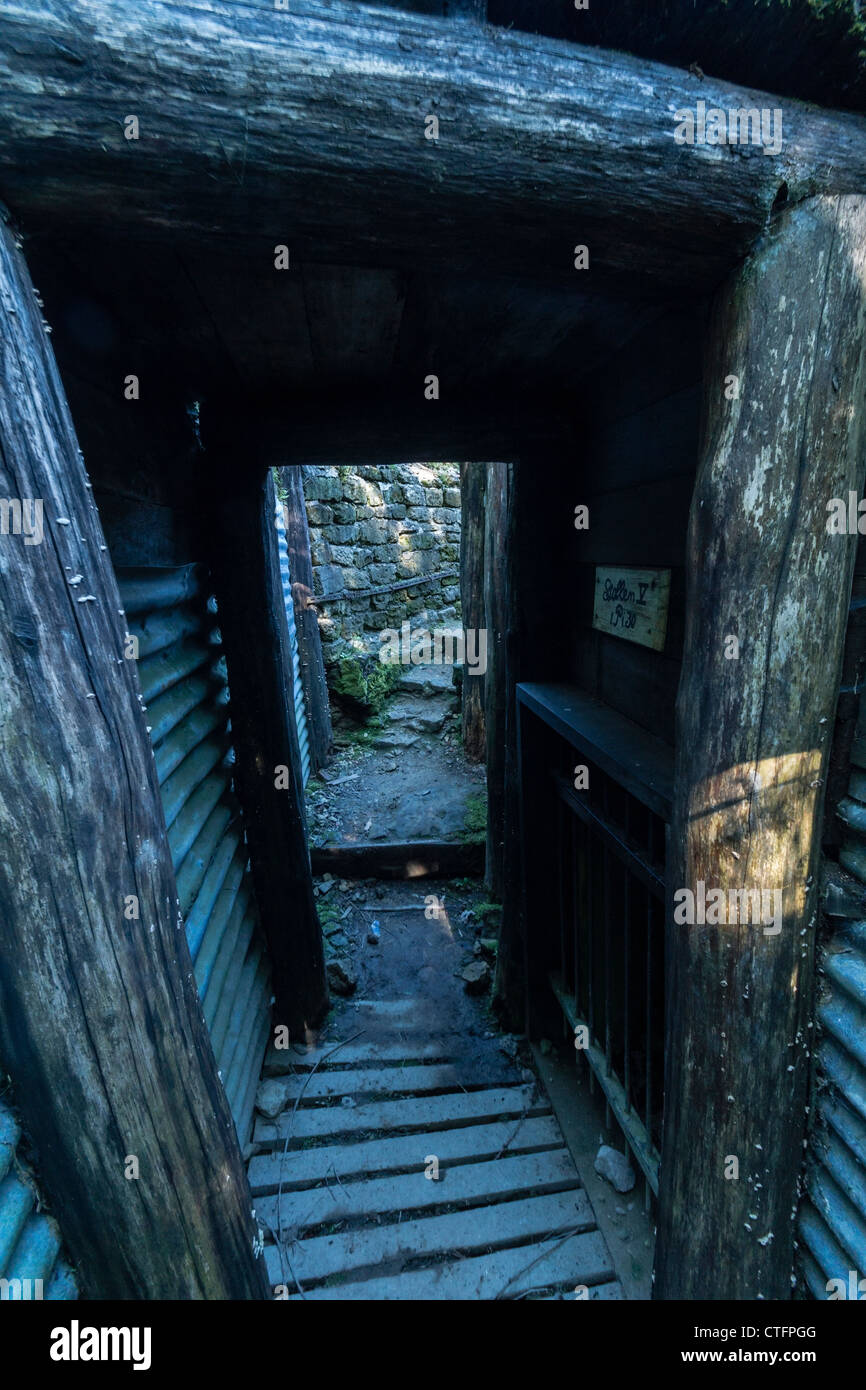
[
  {"left": 329, "top": 654, "right": 402, "bottom": 718},
  {"left": 461, "top": 791, "right": 488, "bottom": 844}
]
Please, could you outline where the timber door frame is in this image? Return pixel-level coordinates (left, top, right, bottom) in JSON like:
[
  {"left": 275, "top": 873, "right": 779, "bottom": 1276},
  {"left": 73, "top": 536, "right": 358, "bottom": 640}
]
[{"left": 654, "top": 194, "right": 866, "bottom": 1301}]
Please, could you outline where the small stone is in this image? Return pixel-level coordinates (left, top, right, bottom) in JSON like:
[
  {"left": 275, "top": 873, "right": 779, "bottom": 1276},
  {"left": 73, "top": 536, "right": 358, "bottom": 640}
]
[
  {"left": 461, "top": 961, "right": 491, "bottom": 995},
  {"left": 498, "top": 1035, "right": 519, "bottom": 1061},
  {"left": 255, "top": 1078, "right": 291, "bottom": 1120},
  {"left": 327, "top": 961, "right": 358, "bottom": 997},
  {"left": 594, "top": 1145, "right": 637, "bottom": 1194}
]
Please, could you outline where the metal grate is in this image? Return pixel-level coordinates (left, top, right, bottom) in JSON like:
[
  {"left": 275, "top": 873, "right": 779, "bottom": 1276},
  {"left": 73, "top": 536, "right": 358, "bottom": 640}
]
[{"left": 117, "top": 566, "right": 272, "bottom": 1146}]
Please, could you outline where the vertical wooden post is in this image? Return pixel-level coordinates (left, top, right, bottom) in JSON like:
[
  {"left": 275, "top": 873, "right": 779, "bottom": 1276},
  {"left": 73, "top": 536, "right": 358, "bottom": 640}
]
[
  {"left": 493, "top": 458, "right": 528, "bottom": 1026},
  {"left": 655, "top": 196, "right": 866, "bottom": 1300},
  {"left": 485, "top": 462, "right": 511, "bottom": 899},
  {"left": 279, "top": 464, "right": 333, "bottom": 775},
  {"left": 460, "top": 462, "right": 487, "bottom": 762},
  {"left": 0, "top": 215, "right": 268, "bottom": 1298},
  {"left": 204, "top": 463, "right": 328, "bottom": 1039}
]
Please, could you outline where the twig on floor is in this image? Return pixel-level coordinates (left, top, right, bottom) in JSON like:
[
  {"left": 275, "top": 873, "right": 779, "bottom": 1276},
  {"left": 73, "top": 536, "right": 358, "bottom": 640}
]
[
  {"left": 494, "top": 1226, "right": 583, "bottom": 1300},
  {"left": 327, "top": 1161, "right": 349, "bottom": 1197},
  {"left": 283, "top": 1247, "right": 307, "bottom": 1301},
  {"left": 511, "top": 1284, "right": 567, "bottom": 1301},
  {"left": 259, "top": 1216, "right": 307, "bottom": 1300},
  {"left": 494, "top": 1090, "right": 538, "bottom": 1159},
  {"left": 275, "top": 1030, "right": 365, "bottom": 1244}
]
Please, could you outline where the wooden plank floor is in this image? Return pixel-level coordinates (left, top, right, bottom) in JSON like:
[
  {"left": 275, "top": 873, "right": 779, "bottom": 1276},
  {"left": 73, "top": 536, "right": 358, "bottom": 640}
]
[{"left": 250, "top": 1001, "right": 622, "bottom": 1300}]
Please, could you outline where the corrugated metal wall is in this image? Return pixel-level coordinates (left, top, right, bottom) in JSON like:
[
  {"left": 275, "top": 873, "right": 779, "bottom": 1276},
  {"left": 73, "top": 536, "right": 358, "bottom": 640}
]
[
  {"left": 798, "top": 576, "right": 866, "bottom": 1300},
  {"left": 0, "top": 1094, "right": 77, "bottom": 1299},
  {"left": 117, "top": 564, "right": 272, "bottom": 1148},
  {"left": 275, "top": 501, "right": 311, "bottom": 786}
]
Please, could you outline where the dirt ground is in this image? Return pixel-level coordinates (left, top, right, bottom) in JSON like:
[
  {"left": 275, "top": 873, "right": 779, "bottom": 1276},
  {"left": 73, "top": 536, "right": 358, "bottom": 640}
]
[
  {"left": 306, "top": 664, "right": 486, "bottom": 849},
  {"left": 312, "top": 874, "right": 518, "bottom": 1078}
]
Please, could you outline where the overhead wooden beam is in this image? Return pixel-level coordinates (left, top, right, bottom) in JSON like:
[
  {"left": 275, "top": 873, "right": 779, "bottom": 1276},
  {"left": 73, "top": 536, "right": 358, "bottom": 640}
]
[
  {"left": 654, "top": 194, "right": 866, "bottom": 1301},
  {"left": 257, "top": 390, "right": 568, "bottom": 467},
  {"left": 0, "top": 213, "right": 268, "bottom": 1299},
  {"left": 2, "top": 2, "right": 866, "bottom": 289},
  {"left": 203, "top": 463, "right": 329, "bottom": 1040}
]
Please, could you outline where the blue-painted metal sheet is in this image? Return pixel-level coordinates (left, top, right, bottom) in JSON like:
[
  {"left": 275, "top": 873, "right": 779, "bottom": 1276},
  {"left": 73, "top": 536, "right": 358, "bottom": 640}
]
[
  {"left": 117, "top": 568, "right": 272, "bottom": 1149},
  {"left": 0, "top": 1096, "right": 77, "bottom": 1301},
  {"left": 799, "top": 689, "right": 866, "bottom": 1298}
]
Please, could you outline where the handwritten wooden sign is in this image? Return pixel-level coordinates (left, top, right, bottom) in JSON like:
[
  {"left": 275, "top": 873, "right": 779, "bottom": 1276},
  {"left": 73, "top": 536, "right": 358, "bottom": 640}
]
[{"left": 592, "top": 566, "right": 671, "bottom": 653}]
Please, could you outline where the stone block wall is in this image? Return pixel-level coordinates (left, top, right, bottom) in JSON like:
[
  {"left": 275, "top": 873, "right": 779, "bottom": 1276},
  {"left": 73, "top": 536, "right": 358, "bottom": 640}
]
[{"left": 302, "top": 464, "right": 462, "bottom": 678}]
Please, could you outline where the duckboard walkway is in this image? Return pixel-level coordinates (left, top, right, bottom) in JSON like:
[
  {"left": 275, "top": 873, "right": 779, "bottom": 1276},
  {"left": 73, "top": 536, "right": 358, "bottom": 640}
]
[{"left": 249, "top": 998, "right": 623, "bottom": 1300}]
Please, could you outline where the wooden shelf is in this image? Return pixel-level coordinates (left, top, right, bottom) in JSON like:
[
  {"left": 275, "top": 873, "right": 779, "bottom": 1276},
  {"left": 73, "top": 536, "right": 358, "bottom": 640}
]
[{"left": 517, "top": 682, "right": 674, "bottom": 823}]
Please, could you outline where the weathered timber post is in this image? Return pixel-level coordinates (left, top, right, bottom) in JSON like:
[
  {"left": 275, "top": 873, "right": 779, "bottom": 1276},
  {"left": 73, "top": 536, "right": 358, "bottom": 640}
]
[
  {"left": 204, "top": 460, "right": 328, "bottom": 1040},
  {"left": 493, "top": 458, "right": 531, "bottom": 1027},
  {"left": 279, "top": 464, "right": 332, "bottom": 776},
  {"left": 0, "top": 215, "right": 268, "bottom": 1298},
  {"left": 485, "top": 462, "right": 511, "bottom": 900},
  {"left": 654, "top": 195, "right": 866, "bottom": 1301},
  {"left": 461, "top": 462, "right": 487, "bottom": 761}
]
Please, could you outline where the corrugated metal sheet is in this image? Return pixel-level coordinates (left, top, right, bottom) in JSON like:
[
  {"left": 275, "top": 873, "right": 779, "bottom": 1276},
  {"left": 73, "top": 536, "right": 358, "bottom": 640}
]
[
  {"left": 275, "top": 502, "right": 311, "bottom": 786},
  {"left": 798, "top": 705, "right": 866, "bottom": 1298},
  {"left": 117, "top": 566, "right": 272, "bottom": 1147},
  {"left": 0, "top": 1095, "right": 77, "bottom": 1300}
]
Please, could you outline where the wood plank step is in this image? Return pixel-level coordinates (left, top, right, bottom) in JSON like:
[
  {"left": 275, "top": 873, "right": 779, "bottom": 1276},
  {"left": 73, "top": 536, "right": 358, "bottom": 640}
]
[
  {"left": 254, "top": 1085, "right": 546, "bottom": 1145},
  {"left": 539, "top": 1282, "right": 624, "bottom": 1301},
  {"left": 257, "top": 1063, "right": 514, "bottom": 1111},
  {"left": 255, "top": 1148, "right": 581, "bottom": 1236},
  {"left": 262, "top": 1039, "right": 460, "bottom": 1075},
  {"left": 267, "top": 1189, "right": 595, "bottom": 1287},
  {"left": 342, "top": 999, "right": 440, "bottom": 1030},
  {"left": 280, "top": 1229, "right": 615, "bottom": 1300},
  {"left": 311, "top": 840, "right": 485, "bottom": 880},
  {"left": 249, "top": 1115, "right": 564, "bottom": 1194}
]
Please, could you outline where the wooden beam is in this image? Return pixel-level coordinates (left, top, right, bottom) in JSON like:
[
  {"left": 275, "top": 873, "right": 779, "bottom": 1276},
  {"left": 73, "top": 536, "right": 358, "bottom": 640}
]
[
  {"left": 279, "top": 465, "right": 333, "bottom": 776},
  {"left": 0, "top": 214, "right": 268, "bottom": 1299},
  {"left": 654, "top": 195, "right": 866, "bottom": 1301},
  {"left": 460, "top": 463, "right": 487, "bottom": 762},
  {"left": 484, "top": 462, "right": 511, "bottom": 899},
  {"left": 2, "top": 2, "right": 866, "bottom": 290},
  {"left": 265, "top": 391, "right": 556, "bottom": 466},
  {"left": 493, "top": 460, "right": 534, "bottom": 1029},
  {"left": 311, "top": 840, "right": 485, "bottom": 879},
  {"left": 204, "top": 466, "right": 329, "bottom": 1040}
]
